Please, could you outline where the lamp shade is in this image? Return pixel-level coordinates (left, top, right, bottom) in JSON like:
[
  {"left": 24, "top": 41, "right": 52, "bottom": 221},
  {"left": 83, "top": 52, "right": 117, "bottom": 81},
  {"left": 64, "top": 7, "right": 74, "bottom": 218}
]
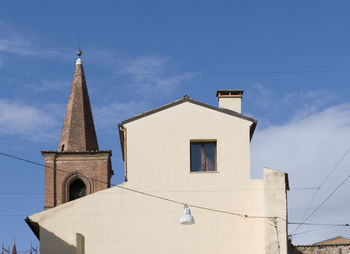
[{"left": 180, "top": 205, "right": 195, "bottom": 225}]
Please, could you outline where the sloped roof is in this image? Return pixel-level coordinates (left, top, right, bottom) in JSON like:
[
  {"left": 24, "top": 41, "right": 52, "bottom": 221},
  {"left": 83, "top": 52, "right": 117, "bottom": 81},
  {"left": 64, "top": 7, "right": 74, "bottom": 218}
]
[
  {"left": 120, "top": 95, "right": 256, "bottom": 126},
  {"left": 118, "top": 95, "right": 257, "bottom": 160},
  {"left": 295, "top": 236, "right": 350, "bottom": 248},
  {"left": 313, "top": 236, "right": 350, "bottom": 245}
]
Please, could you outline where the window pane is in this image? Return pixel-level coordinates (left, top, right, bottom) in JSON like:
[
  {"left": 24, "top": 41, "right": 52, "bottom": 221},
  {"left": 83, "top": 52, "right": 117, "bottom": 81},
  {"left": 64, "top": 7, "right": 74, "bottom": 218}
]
[
  {"left": 191, "top": 143, "right": 202, "bottom": 172},
  {"left": 205, "top": 143, "right": 216, "bottom": 171}
]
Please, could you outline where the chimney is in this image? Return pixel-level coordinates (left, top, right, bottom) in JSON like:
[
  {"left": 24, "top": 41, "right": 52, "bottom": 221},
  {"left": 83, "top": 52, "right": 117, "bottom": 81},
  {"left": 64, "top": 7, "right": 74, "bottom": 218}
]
[{"left": 216, "top": 90, "right": 243, "bottom": 113}]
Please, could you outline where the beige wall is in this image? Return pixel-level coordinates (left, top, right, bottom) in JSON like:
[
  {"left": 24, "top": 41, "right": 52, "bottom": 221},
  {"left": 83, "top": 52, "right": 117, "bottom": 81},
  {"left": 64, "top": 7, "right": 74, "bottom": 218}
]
[
  {"left": 218, "top": 96, "right": 242, "bottom": 113},
  {"left": 29, "top": 101, "right": 288, "bottom": 254},
  {"left": 125, "top": 102, "right": 252, "bottom": 187}
]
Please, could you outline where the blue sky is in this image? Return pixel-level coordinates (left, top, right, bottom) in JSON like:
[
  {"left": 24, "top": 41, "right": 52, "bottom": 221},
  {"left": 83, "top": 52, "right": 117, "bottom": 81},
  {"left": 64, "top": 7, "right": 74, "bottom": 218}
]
[{"left": 1, "top": 0, "right": 350, "bottom": 250}]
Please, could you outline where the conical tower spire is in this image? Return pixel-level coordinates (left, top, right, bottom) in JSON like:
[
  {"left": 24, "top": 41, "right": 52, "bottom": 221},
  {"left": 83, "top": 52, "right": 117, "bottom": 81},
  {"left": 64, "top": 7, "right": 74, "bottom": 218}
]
[
  {"left": 12, "top": 240, "right": 17, "bottom": 254},
  {"left": 58, "top": 51, "right": 99, "bottom": 152}
]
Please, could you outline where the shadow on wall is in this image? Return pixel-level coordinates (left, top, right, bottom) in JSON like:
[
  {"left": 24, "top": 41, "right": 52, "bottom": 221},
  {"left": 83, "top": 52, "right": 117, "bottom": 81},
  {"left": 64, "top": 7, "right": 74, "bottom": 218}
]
[{"left": 40, "top": 227, "right": 84, "bottom": 254}]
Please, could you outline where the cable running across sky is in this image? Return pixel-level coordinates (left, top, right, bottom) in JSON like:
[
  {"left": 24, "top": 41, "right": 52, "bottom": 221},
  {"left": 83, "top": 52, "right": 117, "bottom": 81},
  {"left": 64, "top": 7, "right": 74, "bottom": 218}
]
[
  {"left": 0, "top": 151, "right": 277, "bottom": 222},
  {"left": 292, "top": 145, "right": 350, "bottom": 235}
]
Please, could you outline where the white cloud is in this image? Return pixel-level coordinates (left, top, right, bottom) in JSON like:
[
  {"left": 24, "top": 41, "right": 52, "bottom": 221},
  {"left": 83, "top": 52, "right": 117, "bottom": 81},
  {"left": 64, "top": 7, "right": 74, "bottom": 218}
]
[
  {"left": 0, "top": 21, "right": 192, "bottom": 98},
  {"left": 251, "top": 104, "right": 350, "bottom": 180},
  {"left": 283, "top": 90, "right": 337, "bottom": 121},
  {"left": 94, "top": 100, "right": 150, "bottom": 133},
  {"left": 251, "top": 103, "right": 350, "bottom": 244},
  {"left": 87, "top": 54, "right": 194, "bottom": 132},
  {"left": 248, "top": 83, "right": 274, "bottom": 108},
  {"left": 0, "top": 99, "right": 60, "bottom": 141},
  {"left": 120, "top": 55, "right": 169, "bottom": 75},
  {"left": 84, "top": 51, "right": 194, "bottom": 98},
  {"left": 30, "top": 80, "right": 71, "bottom": 93},
  {"left": 120, "top": 55, "right": 193, "bottom": 96},
  {"left": 0, "top": 21, "right": 70, "bottom": 60},
  {"left": 247, "top": 83, "right": 336, "bottom": 116},
  {"left": 91, "top": 55, "right": 193, "bottom": 133},
  {"left": 0, "top": 36, "right": 69, "bottom": 59}
]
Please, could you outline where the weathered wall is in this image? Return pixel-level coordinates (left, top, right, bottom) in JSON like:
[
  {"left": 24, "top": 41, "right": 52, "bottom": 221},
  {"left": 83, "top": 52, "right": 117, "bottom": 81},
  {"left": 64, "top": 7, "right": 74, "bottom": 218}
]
[{"left": 264, "top": 168, "right": 288, "bottom": 254}]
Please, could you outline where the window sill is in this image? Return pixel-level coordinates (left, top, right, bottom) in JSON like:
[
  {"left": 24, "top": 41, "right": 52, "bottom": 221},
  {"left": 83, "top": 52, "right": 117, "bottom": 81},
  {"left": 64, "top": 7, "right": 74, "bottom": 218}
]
[{"left": 189, "top": 171, "right": 219, "bottom": 174}]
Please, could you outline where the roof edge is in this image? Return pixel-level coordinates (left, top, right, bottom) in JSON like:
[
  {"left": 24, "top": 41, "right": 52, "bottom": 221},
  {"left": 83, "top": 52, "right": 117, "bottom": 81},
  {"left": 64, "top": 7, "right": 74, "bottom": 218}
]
[
  {"left": 25, "top": 217, "right": 40, "bottom": 240},
  {"left": 295, "top": 243, "right": 350, "bottom": 247},
  {"left": 313, "top": 236, "right": 350, "bottom": 245},
  {"left": 249, "top": 120, "right": 257, "bottom": 141},
  {"left": 120, "top": 95, "right": 257, "bottom": 126},
  {"left": 121, "top": 96, "right": 187, "bottom": 125},
  {"left": 118, "top": 123, "right": 125, "bottom": 161}
]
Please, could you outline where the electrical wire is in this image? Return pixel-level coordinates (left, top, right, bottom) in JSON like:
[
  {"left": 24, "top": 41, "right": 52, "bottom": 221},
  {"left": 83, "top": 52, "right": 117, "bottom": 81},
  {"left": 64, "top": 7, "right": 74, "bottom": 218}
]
[
  {"left": 292, "top": 146, "right": 350, "bottom": 234},
  {"left": 298, "top": 173, "right": 350, "bottom": 225},
  {"left": 116, "top": 185, "right": 271, "bottom": 219},
  {"left": 5, "top": 150, "right": 350, "bottom": 238},
  {"left": 1, "top": 68, "right": 350, "bottom": 77},
  {"left": 3, "top": 150, "right": 350, "bottom": 231},
  {"left": 0, "top": 187, "right": 318, "bottom": 196},
  {"left": 291, "top": 225, "right": 340, "bottom": 237},
  {"left": 288, "top": 222, "right": 350, "bottom": 226},
  {"left": 0, "top": 152, "right": 109, "bottom": 186},
  {"left": 0, "top": 151, "right": 279, "bottom": 221}
]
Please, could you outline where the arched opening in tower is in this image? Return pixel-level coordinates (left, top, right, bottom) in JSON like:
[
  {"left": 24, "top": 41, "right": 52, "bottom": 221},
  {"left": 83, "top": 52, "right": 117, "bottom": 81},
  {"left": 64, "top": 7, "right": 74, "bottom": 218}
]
[{"left": 69, "top": 178, "right": 86, "bottom": 201}]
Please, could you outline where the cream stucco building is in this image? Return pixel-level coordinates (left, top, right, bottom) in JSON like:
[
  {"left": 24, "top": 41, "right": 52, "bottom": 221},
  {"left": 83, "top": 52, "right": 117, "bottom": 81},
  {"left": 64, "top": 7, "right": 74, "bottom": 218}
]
[{"left": 26, "top": 57, "right": 289, "bottom": 254}]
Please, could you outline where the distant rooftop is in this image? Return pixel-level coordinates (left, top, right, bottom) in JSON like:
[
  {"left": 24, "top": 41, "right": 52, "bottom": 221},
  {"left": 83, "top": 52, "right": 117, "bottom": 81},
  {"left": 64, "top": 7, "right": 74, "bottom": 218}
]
[{"left": 313, "top": 236, "right": 350, "bottom": 246}]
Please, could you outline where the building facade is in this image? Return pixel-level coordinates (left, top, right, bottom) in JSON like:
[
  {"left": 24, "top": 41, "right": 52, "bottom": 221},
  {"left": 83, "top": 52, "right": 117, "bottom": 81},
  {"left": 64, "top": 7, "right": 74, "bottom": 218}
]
[{"left": 26, "top": 57, "right": 289, "bottom": 254}]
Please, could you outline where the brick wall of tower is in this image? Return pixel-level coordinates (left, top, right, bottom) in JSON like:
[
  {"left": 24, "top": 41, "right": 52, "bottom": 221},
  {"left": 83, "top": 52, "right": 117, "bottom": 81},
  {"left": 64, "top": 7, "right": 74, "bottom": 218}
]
[
  {"left": 42, "top": 151, "right": 112, "bottom": 209},
  {"left": 43, "top": 153, "right": 57, "bottom": 209}
]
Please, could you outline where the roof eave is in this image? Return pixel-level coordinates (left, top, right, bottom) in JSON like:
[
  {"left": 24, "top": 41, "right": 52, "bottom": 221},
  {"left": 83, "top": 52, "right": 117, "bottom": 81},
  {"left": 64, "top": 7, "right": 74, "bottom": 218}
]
[
  {"left": 120, "top": 96, "right": 257, "bottom": 125},
  {"left": 118, "top": 123, "right": 125, "bottom": 161},
  {"left": 249, "top": 120, "right": 257, "bottom": 142},
  {"left": 25, "top": 217, "right": 40, "bottom": 240}
]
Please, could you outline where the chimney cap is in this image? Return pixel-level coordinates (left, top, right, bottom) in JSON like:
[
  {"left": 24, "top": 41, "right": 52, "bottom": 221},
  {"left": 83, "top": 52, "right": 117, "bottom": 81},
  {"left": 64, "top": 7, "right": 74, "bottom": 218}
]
[{"left": 216, "top": 90, "right": 243, "bottom": 97}]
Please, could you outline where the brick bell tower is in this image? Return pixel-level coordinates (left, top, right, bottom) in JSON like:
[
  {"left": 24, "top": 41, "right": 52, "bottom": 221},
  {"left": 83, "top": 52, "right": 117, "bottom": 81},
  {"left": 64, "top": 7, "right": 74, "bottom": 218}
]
[{"left": 42, "top": 50, "right": 113, "bottom": 210}]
